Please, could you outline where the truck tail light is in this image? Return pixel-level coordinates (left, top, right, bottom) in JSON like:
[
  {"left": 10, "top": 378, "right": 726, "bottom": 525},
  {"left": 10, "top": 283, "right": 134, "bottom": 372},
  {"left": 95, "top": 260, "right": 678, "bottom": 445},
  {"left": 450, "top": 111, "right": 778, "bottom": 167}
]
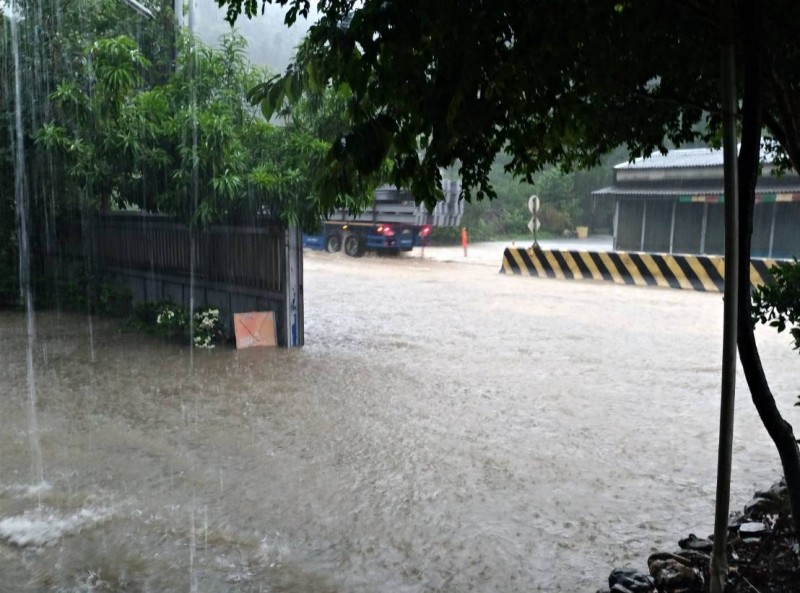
[{"left": 375, "top": 224, "right": 395, "bottom": 237}]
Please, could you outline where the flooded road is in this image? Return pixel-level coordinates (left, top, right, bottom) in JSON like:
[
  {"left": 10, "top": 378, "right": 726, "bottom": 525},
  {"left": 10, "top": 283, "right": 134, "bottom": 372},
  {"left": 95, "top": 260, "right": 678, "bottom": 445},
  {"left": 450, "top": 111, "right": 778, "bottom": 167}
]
[{"left": 1, "top": 245, "right": 797, "bottom": 592}]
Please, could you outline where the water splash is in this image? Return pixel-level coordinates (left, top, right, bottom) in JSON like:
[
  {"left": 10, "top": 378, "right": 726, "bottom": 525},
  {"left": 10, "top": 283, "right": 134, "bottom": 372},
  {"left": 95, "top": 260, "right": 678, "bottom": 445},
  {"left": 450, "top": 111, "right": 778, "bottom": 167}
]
[{"left": 0, "top": 506, "right": 113, "bottom": 548}]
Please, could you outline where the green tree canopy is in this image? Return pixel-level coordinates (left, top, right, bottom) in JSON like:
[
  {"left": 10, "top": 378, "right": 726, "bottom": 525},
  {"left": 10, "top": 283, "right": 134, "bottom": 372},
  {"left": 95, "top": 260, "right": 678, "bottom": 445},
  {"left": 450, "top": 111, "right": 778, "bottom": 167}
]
[
  {"left": 219, "top": 0, "right": 800, "bottom": 206},
  {"left": 31, "top": 25, "right": 354, "bottom": 229},
  {"left": 1, "top": 0, "right": 174, "bottom": 304}
]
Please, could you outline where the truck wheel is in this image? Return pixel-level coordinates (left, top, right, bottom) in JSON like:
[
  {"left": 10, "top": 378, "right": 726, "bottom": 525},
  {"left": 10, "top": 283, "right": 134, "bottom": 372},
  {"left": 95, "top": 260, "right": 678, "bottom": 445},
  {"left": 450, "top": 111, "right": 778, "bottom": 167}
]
[
  {"left": 325, "top": 234, "right": 341, "bottom": 253},
  {"left": 344, "top": 235, "right": 364, "bottom": 257}
]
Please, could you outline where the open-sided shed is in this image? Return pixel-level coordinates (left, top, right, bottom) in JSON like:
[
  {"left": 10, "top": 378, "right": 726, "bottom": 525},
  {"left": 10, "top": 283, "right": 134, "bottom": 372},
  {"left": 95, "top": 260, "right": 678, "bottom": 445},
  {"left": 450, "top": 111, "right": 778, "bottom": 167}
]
[{"left": 592, "top": 148, "right": 800, "bottom": 259}]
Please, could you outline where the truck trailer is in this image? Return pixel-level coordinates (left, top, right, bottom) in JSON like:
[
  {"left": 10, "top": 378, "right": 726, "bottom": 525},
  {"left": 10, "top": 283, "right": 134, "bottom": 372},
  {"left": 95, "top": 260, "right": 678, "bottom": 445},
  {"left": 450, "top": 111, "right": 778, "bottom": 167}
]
[{"left": 303, "top": 181, "right": 462, "bottom": 257}]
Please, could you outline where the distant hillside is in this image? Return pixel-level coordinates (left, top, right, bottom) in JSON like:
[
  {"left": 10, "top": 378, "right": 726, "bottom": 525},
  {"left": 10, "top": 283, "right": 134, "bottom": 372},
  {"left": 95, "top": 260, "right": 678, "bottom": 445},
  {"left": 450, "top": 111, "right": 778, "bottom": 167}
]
[{"left": 194, "top": 0, "right": 313, "bottom": 72}]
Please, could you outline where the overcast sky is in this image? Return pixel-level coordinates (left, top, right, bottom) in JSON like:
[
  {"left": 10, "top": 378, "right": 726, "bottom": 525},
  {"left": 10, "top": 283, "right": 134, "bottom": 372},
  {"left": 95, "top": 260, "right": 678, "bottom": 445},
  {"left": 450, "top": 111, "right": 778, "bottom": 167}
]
[{"left": 193, "top": 0, "right": 315, "bottom": 72}]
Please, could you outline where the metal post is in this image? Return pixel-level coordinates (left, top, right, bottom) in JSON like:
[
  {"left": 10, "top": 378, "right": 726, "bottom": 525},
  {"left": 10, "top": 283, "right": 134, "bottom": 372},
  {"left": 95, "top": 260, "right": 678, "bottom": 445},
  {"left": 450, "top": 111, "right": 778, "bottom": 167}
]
[
  {"left": 709, "top": 0, "right": 740, "bottom": 590},
  {"left": 700, "top": 202, "right": 709, "bottom": 253},
  {"left": 640, "top": 201, "right": 647, "bottom": 251},
  {"left": 283, "top": 225, "right": 303, "bottom": 347},
  {"left": 669, "top": 201, "right": 677, "bottom": 254},
  {"left": 768, "top": 201, "right": 777, "bottom": 258}
]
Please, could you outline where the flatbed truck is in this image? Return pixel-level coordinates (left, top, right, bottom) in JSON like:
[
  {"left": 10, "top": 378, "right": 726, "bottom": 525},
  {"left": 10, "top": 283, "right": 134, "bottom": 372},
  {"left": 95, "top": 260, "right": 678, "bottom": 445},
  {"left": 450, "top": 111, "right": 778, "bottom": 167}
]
[{"left": 303, "top": 181, "right": 461, "bottom": 257}]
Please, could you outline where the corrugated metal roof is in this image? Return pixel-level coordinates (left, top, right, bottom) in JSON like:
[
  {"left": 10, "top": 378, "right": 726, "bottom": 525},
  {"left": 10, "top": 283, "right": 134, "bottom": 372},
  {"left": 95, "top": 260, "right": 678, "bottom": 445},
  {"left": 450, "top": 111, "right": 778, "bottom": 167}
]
[
  {"left": 615, "top": 146, "right": 778, "bottom": 170},
  {"left": 615, "top": 148, "right": 723, "bottom": 170},
  {"left": 592, "top": 186, "right": 800, "bottom": 199}
]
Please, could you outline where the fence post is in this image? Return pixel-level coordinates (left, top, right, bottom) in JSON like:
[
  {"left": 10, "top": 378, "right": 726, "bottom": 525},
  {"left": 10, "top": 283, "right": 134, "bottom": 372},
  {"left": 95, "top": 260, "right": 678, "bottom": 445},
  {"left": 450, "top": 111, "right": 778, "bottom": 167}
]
[{"left": 284, "top": 225, "right": 304, "bottom": 347}]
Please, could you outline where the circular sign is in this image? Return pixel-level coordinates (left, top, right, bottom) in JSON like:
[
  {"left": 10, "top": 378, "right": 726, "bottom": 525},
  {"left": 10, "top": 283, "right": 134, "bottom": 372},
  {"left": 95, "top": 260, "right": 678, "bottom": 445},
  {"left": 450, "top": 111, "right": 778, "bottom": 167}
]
[{"left": 528, "top": 195, "right": 540, "bottom": 214}]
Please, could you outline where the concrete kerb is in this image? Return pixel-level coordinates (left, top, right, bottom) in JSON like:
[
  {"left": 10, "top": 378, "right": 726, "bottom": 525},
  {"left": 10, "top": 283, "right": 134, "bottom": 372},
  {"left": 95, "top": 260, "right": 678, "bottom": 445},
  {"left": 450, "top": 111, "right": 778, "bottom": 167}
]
[{"left": 500, "top": 246, "right": 779, "bottom": 292}]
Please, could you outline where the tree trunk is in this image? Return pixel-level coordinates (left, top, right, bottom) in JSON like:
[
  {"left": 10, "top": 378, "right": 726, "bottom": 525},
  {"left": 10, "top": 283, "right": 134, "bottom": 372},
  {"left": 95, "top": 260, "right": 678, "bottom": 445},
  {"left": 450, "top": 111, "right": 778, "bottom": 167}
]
[{"left": 737, "top": 0, "right": 800, "bottom": 535}]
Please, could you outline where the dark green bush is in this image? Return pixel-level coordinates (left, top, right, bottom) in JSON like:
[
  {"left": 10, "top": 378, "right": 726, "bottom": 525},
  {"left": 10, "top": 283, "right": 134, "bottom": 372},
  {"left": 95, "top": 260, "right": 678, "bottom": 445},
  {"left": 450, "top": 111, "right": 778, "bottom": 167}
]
[
  {"left": 753, "top": 258, "right": 800, "bottom": 353},
  {"left": 98, "top": 282, "right": 132, "bottom": 318}
]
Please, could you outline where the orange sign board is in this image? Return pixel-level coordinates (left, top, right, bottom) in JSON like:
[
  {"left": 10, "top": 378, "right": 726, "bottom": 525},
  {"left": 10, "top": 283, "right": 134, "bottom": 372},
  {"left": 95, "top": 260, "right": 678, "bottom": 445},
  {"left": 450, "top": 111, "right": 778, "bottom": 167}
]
[{"left": 233, "top": 311, "right": 277, "bottom": 349}]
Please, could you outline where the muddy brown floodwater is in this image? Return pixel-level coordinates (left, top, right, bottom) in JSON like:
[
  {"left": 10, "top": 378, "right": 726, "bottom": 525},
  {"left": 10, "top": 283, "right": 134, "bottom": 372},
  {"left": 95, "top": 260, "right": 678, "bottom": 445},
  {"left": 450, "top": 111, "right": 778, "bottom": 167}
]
[{"left": 0, "top": 246, "right": 797, "bottom": 592}]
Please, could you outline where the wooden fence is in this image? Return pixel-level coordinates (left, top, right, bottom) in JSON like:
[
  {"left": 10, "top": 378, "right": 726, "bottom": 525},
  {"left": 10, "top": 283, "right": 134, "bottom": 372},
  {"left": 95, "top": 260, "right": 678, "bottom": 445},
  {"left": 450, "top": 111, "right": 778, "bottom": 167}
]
[
  {"left": 90, "top": 213, "right": 285, "bottom": 293},
  {"left": 47, "top": 212, "right": 301, "bottom": 346}
]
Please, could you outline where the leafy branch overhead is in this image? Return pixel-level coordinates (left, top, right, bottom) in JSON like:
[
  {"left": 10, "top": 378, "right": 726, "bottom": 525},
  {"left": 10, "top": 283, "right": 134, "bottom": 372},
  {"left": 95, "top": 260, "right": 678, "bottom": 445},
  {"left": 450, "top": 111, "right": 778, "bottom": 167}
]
[{"left": 219, "top": 0, "right": 800, "bottom": 211}]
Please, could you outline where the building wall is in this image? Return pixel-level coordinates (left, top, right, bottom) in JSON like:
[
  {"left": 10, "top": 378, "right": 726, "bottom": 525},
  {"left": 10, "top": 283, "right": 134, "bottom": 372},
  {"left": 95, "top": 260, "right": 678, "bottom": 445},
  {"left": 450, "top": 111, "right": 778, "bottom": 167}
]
[
  {"left": 773, "top": 203, "right": 800, "bottom": 258},
  {"left": 614, "top": 198, "right": 799, "bottom": 258}
]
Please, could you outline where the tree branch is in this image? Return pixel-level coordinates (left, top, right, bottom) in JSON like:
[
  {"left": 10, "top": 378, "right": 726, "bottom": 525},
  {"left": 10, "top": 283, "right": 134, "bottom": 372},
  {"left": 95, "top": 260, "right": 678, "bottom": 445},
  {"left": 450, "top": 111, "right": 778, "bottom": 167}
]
[{"left": 763, "top": 62, "right": 800, "bottom": 175}]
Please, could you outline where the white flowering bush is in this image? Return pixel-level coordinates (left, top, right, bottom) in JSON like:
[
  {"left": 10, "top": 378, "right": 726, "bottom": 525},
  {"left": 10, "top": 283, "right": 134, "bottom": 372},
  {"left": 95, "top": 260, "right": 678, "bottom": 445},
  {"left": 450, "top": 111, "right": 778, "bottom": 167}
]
[
  {"left": 192, "top": 307, "right": 223, "bottom": 349},
  {"left": 155, "top": 302, "right": 187, "bottom": 339},
  {"left": 133, "top": 300, "right": 225, "bottom": 348}
]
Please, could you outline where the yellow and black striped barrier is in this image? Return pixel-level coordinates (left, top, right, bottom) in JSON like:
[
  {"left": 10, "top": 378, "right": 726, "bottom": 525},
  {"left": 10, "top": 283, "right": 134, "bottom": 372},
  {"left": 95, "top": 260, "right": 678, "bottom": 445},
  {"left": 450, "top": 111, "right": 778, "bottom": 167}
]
[{"left": 500, "top": 247, "right": 778, "bottom": 292}]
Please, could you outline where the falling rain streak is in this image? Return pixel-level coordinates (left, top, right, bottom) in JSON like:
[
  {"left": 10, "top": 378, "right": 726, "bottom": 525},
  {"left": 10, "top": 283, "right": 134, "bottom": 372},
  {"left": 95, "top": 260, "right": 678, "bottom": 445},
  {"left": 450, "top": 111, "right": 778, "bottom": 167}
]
[{"left": 9, "top": 0, "right": 44, "bottom": 490}]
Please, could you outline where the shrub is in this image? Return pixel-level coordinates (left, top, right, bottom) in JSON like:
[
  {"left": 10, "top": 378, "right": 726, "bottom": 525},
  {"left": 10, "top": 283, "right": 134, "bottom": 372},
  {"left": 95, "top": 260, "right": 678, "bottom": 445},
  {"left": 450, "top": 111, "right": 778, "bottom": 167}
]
[
  {"left": 192, "top": 306, "right": 224, "bottom": 349},
  {"left": 537, "top": 203, "right": 571, "bottom": 234},
  {"left": 98, "top": 282, "right": 132, "bottom": 317},
  {"left": 131, "top": 299, "right": 225, "bottom": 348},
  {"left": 752, "top": 258, "right": 800, "bottom": 353},
  {"left": 155, "top": 301, "right": 188, "bottom": 339}
]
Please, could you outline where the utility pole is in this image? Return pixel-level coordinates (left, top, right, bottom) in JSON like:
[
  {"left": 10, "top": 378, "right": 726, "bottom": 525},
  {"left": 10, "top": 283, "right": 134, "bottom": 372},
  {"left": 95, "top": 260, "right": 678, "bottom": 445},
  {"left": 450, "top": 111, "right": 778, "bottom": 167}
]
[{"left": 709, "top": 0, "right": 740, "bottom": 590}]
